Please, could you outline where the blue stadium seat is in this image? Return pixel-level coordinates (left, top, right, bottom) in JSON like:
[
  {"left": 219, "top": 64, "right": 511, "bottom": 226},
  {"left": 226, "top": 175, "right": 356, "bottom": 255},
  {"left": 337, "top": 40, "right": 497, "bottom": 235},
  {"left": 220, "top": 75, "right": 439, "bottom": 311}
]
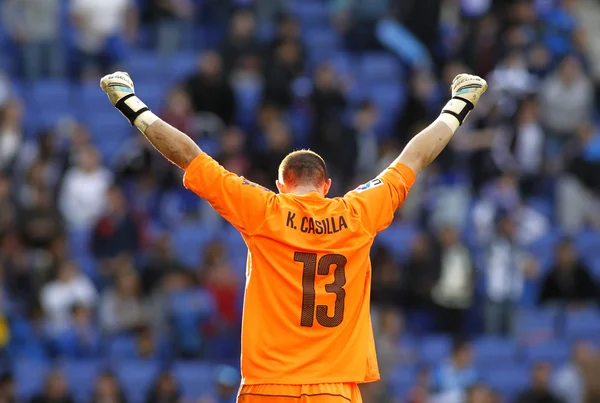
[
  {"left": 171, "top": 222, "right": 216, "bottom": 267},
  {"left": 473, "top": 337, "right": 518, "bottom": 367},
  {"left": 165, "top": 52, "right": 198, "bottom": 83},
  {"left": 375, "top": 223, "right": 418, "bottom": 263},
  {"left": 523, "top": 340, "right": 570, "bottom": 366},
  {"left": 482, "top": 365, "right": 529, "bottom": 400},
  {"left": 168, "top": 289, "right": 216, "bottom": 356},
  {"left": 108, "top": 336, "right": 138, "bottom": 360},
  {"left": 29, "top": 80, "right": 71, "bottom": 107},
  {"left": 114, "top": 361, "right": 160, "bottom": 403},
  {"left": 15, "top": 359, "right": 50, "bottom": 399},
  {"left": 514, "top": 308, "right": 557, "bottom": 344},
  {"left": 79, "top": 83, "right": 114, "bottom": 115},
  {"left": 528, "top": 229, "right": 563, "bottom": 271},
  {"left": 234, "top": 81, "right": 263, "bottom": 128},
  {"left": 127, "top": 51, "right": 163, "bottom": 82},
  {"left": 387, "top": 366, "right": 415, "bottom": 399},
  {"left": 359, "top": 53, "right": 401, "bottom": 83},
  {"left": 564, "top": 308, "right": 600, "bottom": 340},
  {"left": 289, "top": 2, "right": 331, "bottom": 26},
  {"left": 303, "top": 28, "right": 341, "bottom": 51},
  {"left": 574, "top": 230, "right": 600, "bottom": 260},
  {"left": 135, "top": 80, "right": 166, "bottom": 111},
  {"left": 60, "top": 359, "right": 104, "bottom": 402},
  {"left": 172, "top": 361, "right": 214, "bottom": 399},
  {"left": 418, "top": 335, "right": 451, "bottom": 365}
]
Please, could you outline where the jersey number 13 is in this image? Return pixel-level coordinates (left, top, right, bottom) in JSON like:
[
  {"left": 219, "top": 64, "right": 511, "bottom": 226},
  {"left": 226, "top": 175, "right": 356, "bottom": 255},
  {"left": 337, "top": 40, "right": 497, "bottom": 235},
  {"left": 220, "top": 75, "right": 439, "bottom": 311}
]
[{"left": 294, "top": 252, "right": 347, "bottom": 328}]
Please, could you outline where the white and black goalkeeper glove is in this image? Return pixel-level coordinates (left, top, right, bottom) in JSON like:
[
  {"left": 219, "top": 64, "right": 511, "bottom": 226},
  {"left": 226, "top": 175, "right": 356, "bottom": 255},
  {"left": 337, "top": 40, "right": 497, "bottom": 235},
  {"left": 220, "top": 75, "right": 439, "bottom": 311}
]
[
  {"left": 100, "top": 71, "right": 157, "bottom": 132},
  {"left": 441, "top": 73, "right": 488, "bottom": 128}
]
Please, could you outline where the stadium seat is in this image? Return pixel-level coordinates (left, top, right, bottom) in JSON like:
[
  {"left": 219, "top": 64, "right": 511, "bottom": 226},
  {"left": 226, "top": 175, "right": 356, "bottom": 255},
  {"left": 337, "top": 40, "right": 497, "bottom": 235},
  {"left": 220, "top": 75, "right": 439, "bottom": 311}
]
[
  {"left": 168, "top": 289, "right": 216, "bottom": 356},
  {"left": 418, "top": 335, "right": 451, "bottom": 365},
  {"left": 513, "top": 308, "right": 557, "bottom": 344},
  {"left": 172, "top": 361, "right": 214, "bottom": 399},
  {"left": 171, "top": 222, "right": 216, "bottom": 267},
  {"left": 359, "top": 53, "right": 401, "bottom": 83},
  {"left": 473, "top": 337, "right": 518, "bottom": 368},
  {"left": 375, "top": 223, "right": 418, "bottom": 263},
  {"left": 59, "top": 359, "right": 105, "bottom": 402},
  {"left": 114, "top": 361, "right": 160, "bottom": 403},
  {"left": 15, "top": 359, "right": 50, "bottom": 399},
  {"left": 523, "top": 340, "right": 570, "bottom": 366},
  {"left": 303, "top": 28, "right": 341, "bottom": 51},
  {"left": 289, "top": 2, "right": 330, "bottom": 26},
  {"left": 564, "top": 307, "right": 600, "bottom": 340},
  {"left": 126, "top": 51, "right": 163, "bottom": 82},
  {"left": 165, "top": 52, "right": 198, "bottom": 83},
  {"left": 234, "top": 81, "right": 263, "bottom": 128},
  {"left": 481, "top": 365, "right": 529, "bottom": 400},
  {"left": 387, "top": 366, "right": 415, "bottom": 399}
]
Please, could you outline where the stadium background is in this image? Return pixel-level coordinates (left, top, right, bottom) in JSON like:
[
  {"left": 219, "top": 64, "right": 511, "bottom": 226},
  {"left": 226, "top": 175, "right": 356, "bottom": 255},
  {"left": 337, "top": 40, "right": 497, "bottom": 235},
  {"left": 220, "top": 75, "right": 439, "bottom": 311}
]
[{"left": 1, "top": 0, "right": 600, "bottom": 402}]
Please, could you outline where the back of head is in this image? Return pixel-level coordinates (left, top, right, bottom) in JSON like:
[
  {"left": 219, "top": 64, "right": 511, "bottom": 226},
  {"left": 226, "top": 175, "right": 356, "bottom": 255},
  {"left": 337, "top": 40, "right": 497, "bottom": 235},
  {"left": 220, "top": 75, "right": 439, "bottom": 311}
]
[{"left": 278, "top": 150, "right": 327, "bottom": 191}]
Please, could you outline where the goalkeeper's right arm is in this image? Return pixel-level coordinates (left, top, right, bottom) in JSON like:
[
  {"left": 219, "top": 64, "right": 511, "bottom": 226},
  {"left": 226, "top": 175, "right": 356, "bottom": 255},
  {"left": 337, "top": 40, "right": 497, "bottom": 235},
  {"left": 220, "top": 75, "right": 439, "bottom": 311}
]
[{"left": 396, "top": 73, "right": 488, "bottom": 175}]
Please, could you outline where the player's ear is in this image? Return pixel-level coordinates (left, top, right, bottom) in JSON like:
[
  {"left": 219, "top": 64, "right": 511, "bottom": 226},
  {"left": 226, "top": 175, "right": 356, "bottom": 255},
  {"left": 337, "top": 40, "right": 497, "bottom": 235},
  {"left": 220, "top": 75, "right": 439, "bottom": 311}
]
[
  {"left": 323, "top": 178, "right": 332, "bottom": 196},
  {"left": 276, "top": 179, "right": 285, "bottom": 194}
]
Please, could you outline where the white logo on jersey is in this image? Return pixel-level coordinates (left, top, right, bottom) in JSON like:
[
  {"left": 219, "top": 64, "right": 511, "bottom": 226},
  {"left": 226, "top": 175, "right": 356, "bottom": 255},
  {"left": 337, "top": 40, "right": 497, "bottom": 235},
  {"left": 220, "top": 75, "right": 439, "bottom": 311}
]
[{"left": 355, "top": 178, "right": 383, "bottom": 192}]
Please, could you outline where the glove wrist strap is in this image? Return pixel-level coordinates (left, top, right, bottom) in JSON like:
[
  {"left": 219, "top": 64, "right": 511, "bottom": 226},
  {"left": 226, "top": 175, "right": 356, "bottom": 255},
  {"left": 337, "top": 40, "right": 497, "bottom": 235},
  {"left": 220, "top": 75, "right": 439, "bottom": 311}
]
[
  {"left": 115, "top": 94, "right": 151, "bottom": 126},
  {"left": 441, "top": 96, "right": 475, "bottom": 126}
]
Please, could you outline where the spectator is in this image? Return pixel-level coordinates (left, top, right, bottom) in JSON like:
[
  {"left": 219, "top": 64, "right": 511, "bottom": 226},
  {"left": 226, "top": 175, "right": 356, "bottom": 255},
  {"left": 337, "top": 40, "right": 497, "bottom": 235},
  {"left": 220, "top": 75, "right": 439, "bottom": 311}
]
[
  {"left": 132, "top": 324, "right": 169, "bottom": 361},
  {"left": 0, "top": 175, "right": 17, "bottom": 238},
  {"left": 90, "top": 371, "right": 127, "bottom": 403},
  {"left": 59, "top": 147, "right": 112, "bottom": 230},
  {"left": 266, "top": 15, "right": 305, "bottom": 67},
  {"left": 352, "top": 100, "right": 379, "bottom": 182},
  {"left": 540, "top": 56, "right": 595, "bottom": 145},
  {"left": 161, "top": 88, "right": 195, "bottom": 137},
  {"left": 142, "top": 234, "right": 184, "bottom": 295},
  {"left": 92, "top": 186, "right": 140, "bottom": 261},
  {"left": 431, "top": 338, "right": 478, "bottom": 400},
  {"left": 539, "top": 240, "right": 598, "bottom": 307},
  {"left": 465, "top": 384, "right": 494, "bottom": 403},
  {"left": 70, "top": 0, "right": 138, "bottom": 79},
  {"left": 199, "top": 241, "right": 241, "bottom": 327},
  {"left": 40, "top": 261, "right": 98, "bottom": 332},
  {"left": 0, "top": 372, "right": 17, "bottom": 403},
  {"left": 50, "top": 304, "right": 101, "bottom": 358},
  {"left": 553, "top": 341, "right": 594, "bottom": 403},
  {"left": 0, "top": 99, "right": 23, "bottom": 174},
  {"left": 146, "top": 372, "right": 181, "bottom": 403},
  {"left": 18, "top": 186, "right": 64, "bottom": 250},
  {"left": 484, "top": 212, "right": 537, "bottom": 335},
  {"left": 99, "top": 270, "right": 148, "bottom": 334},
  {"left": 491, "top": 96, "right": 546, "bottom": 197},
  {"left": 263, "top": 39, "right": 304, "bottom": 108},
  {"left": 431, "top": 225, "right": 474, "bottom": 336},
  {"left": 199, "top": 366, "right": 239, "bottom": 403},
  {"left": 218, "top": 9, "right": 262, "bottom": 76},
  {"left": 407, "top": 366, "right": 431, "bottom": 403},
  {"left": 405, "top": 233, "right": 441, "bottom": 310},
  {"left": 515, "top": 362, "right": 563, "bottom": 403},
  {"left": 217, "top": 127, "right": 251, "bottom": 177},
  {"left": 374, "top": 308, "right": 412, "bottom": 379},
  {"left": 2, "top": 0, "right": 62, "bottom": 80},
  {"left": 184, "top": 51, "right": 236, "bottom": 130},
  {"left": 557, "top": 123, "right": 600, "bottom": 233},
  {"left": 370, "top": 246, "right": 403, "bottom": 309},
  {"left": 251, "top": 119, "right": 293, "bottom": 189},
  {"left": 30, "top": 371, "right": 74, "bottom": 403},
  {"left": 309, "top": 65, "right": 348, "bottom": 173},
  {"left": 146, "top": 0, "right": 194, "bottom": 53},
  {"left": 16, "top": 130, "right": 63, "bottom": 186}
]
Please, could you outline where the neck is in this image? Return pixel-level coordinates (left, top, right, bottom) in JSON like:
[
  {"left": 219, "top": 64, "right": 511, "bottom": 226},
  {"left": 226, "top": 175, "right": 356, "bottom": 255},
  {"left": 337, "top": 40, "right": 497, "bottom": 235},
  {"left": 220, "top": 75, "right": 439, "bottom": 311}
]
[{"left": 288, "top": 186, "right": 322, "bottom": 196}]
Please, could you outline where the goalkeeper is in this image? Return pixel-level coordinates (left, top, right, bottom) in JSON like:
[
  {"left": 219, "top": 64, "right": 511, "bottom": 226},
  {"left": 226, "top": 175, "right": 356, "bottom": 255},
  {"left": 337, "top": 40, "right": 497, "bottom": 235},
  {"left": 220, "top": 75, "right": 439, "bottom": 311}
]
[{"left": 100, "top": 71, "right": 487, "bottom": 403}]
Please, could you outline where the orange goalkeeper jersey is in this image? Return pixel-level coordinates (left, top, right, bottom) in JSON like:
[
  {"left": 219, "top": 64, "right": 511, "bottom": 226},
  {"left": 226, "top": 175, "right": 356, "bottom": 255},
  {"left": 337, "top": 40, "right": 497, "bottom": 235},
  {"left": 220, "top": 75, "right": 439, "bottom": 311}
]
[{"left": 183, "top": 153, "right": 415, "bottom": 386}]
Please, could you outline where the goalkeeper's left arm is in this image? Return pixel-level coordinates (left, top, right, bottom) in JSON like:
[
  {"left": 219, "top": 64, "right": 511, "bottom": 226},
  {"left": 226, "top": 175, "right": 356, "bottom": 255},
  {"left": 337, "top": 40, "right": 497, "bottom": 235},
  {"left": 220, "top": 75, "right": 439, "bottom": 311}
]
[{"left": 100, "top": 72, "right": 201, "bottom": 169}]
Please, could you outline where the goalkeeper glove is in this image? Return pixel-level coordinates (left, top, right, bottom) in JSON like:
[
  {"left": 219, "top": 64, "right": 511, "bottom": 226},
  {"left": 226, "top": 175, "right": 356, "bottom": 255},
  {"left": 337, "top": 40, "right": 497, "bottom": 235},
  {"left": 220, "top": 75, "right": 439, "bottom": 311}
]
[
  {"left": 100, "top": 71, "right": 158, "bottom": 132},
  {"left": 439, "top": 73, "right": 488, "bottom": 132}
]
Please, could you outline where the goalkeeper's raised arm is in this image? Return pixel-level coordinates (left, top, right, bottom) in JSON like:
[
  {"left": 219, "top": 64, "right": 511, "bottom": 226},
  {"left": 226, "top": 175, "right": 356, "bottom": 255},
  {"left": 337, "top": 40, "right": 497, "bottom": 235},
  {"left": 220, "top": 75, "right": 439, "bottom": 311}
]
[
  {"left": 395, "top": 73, "right": 488, "bottom": 175},
  {"left": 100, "top": 72, "right": 201, "bottom": 170}
]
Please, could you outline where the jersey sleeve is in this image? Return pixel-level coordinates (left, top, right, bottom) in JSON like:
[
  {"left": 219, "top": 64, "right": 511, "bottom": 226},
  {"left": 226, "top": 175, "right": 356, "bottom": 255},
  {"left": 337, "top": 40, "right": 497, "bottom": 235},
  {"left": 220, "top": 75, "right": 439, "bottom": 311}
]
[
  {"left": 344, "top": 162, "right": 415, "bottom": 235},
  {"left": 183, "top": 152, "right": 275, "bottom": 235}
]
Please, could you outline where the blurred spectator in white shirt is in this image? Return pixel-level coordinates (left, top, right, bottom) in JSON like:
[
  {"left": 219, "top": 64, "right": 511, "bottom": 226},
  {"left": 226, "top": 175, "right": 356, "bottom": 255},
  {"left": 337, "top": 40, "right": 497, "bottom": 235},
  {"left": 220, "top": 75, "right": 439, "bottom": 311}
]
[
  {"left": 40, "top": 261, "right": 98, "bottom": 332},
  {"left": 0, "top": 99, "right": 23, "bottom": 174},
  {"left": 59, "top": 146, "right": 112, "bottom": 230},
  {"left": 540, "top": 56, "right": 595, "bottom": 141},
  {"left": 553, "top": 341, "right": 594, "bottom": 403},
  {"left": 70, "top": 0, "right": 137, "bottom": 79},
  {"left": 2, "top": 0, "right": 63, "bottom": 80}
]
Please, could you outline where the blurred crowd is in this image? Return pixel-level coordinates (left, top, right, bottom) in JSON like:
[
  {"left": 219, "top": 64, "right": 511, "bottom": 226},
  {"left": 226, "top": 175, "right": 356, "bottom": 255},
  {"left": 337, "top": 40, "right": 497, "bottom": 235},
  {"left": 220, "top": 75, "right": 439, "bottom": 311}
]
[{"left": 1, "top": 0, "right": 600, "bottom": 402}]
